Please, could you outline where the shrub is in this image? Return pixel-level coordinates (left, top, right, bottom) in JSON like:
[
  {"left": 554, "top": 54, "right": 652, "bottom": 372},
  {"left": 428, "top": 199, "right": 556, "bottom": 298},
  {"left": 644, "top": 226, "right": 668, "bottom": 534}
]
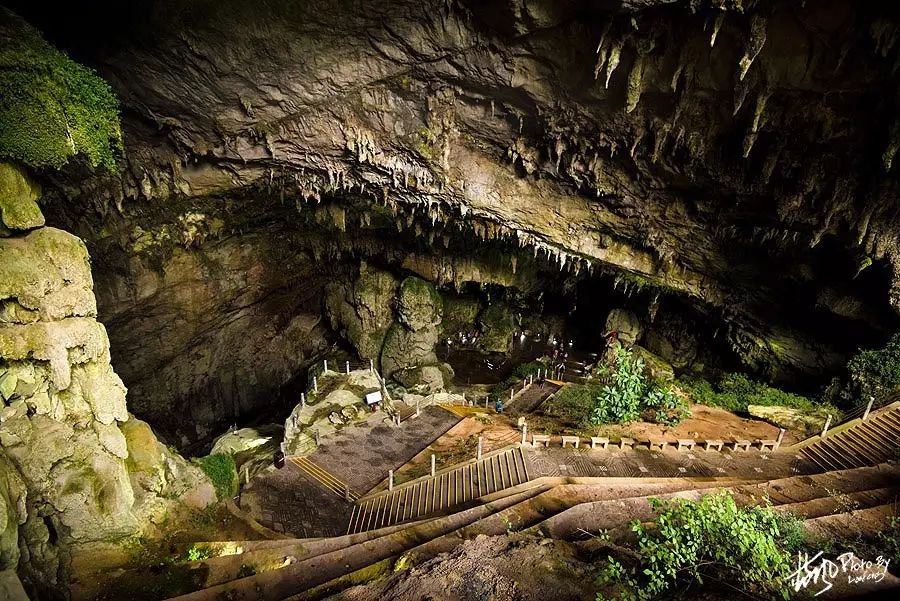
[
  {"left": 0, "top": 10, "right": 122, "bottom": 169},
  {"left": 194, "top": 454, "right": 238, "bottom": 500},
  {"left": 597, "top": 492, "right": 795, "bottom": 600},
  {"left": 643, "top": 386, "right": 690, "bottom": 426},
  {"left": 592, "top": 345, "right": 645, "bottom": 424},
  {"left": 846, "top": 333, "right": 900, "bottom": 400}
]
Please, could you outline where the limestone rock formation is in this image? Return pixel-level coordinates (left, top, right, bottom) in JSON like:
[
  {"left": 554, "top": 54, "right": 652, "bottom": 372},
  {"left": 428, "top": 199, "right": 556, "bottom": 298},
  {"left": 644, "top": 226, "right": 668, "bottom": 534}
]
[
  {"left": 7, "top": 0, "right": 900, "bottom": 441},
  {"left": 0, "top": 164, "right": 214, "bottom": 593},
  {"left": 0, "top": 164, "right": 43, "bottom": 233},
  {"left": 478, "top": 303, "right": 515, "bottom": 353},
  {"left": 325, "top": 263, "right": 398, "bottom": 360},
  {"left": 605, "top": 308, "right": 643, "bottom": 345},
  {"left": 397, "top": 277, "right": 442, "bottom": 331}
]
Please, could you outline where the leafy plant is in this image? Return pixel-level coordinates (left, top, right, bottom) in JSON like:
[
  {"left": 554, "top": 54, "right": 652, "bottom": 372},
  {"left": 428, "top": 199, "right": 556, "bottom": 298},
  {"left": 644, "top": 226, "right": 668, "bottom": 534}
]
[
  {"left": 592, "top": 345, "right": 645, "bottom": 424},
  {"left": 194, "top": 454, "right": 238, "bottom": 500},
  {"left": 597, "top": 492, "right": 795, "bottom": 600},
  {"left": 643, "top": 386, "right": 690, "bottom": 426},
  {"left": 0, "top": 11, "right": 122, "bottom": 169}
]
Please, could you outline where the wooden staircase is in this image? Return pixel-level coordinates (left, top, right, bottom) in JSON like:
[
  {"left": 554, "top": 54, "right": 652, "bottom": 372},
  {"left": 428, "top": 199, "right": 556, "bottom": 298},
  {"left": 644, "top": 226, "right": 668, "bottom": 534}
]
[
  {"left": 346, "top": 446, "right": 530, "bottom": 534},
  {"left": 798, "top": 402, "right": 899, "bottom": 471},
  {"left": 72, "top": 462, "right": 900, "bottom": 601},
  {"left": 288, "top": 456, "right": 360, "bottom": 502}
]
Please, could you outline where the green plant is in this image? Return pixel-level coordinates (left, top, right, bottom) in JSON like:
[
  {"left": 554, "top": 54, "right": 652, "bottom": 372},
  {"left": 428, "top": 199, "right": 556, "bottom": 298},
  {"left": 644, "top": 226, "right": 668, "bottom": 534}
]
[
  {"left": 847, "top": 333, "right": 900, "bottom": 400},
  {"left": 0, "top": 11, "right": 122, "bottom": 169},
  {"left": 184, "top": 544, "right": 212, "bottom": 563},
  {"left": 194, "top": 454, "right": 238, "bottom": 499},
  {"left": 643, "top": 385, "right": 690, "bottom": 426},
  {"left": 545, "top": 383, "right": 605, "bottom": 427},
  {"left": 597, "top": 492, "right": 795, "bottom": 600},
  {"left": 592, "top": 345, "right": 645, "bottom": 425}
]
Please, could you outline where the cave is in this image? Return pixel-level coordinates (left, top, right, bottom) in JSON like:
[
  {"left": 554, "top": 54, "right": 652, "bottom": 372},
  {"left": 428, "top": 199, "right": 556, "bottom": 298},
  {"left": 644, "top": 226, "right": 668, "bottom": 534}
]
[{"left": 1, "top": 1, "right": 899, "bottom": 600}]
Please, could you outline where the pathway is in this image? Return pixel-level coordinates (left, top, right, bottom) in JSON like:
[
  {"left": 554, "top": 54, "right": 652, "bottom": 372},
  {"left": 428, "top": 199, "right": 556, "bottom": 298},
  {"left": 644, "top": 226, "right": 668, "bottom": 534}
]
[
  {"left": 524, "top": 445, "right": 818, "bottom": 479},
  {"left": 507, "top": 381, "right": 561, "bottom": 415}
]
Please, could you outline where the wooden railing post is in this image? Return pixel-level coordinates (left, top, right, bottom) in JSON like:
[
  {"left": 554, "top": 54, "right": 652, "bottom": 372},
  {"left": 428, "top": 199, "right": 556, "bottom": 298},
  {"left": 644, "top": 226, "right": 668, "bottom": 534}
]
[{"left": 862, "top": 396, "right": 875, "bottom": 421}]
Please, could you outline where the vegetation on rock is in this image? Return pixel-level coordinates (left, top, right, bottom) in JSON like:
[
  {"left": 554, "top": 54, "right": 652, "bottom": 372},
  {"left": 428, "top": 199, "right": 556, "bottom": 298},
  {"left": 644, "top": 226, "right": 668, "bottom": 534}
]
[
  {"left": 194, "top": 454, "right": 238, "bottom": 500},
  {"left": 678, "top": 372, "right": 827, "bottom": 414},
  {"left": 846, "top": 332, "right": 900, "bottom": 401},
  {"left": 0, "top": 9, "right": 121, "bottom": 169},
  {"left": 597, "top": 492, "right": 805, "bottom": 600}
]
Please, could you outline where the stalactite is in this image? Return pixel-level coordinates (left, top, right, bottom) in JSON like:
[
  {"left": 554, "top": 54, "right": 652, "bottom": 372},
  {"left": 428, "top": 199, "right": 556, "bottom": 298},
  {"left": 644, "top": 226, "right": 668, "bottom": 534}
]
[
  {"left": 605, "top": 40, "right": 623, "bottom": 88},
  {"left": 738, "top": 15, "right": 768, "bottom": 81},
  {"left": 710, "top": 11, "right": 725, "bottom": 48},
  {"left": 742, "top": 89, "right": 770, "bottom": 158},
  {"left": 625, "top": 51, "right": 645, "bottom": 113}
]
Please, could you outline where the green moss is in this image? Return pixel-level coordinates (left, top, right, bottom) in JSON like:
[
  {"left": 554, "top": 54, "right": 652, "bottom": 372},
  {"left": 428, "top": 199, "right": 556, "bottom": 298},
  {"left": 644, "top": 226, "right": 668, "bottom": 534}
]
[
  {"left": 193, "top": 454, "right": 238, "bottom": 500},
  {"left": 0, "top": 10, "right": 122, "bottom": 169}
]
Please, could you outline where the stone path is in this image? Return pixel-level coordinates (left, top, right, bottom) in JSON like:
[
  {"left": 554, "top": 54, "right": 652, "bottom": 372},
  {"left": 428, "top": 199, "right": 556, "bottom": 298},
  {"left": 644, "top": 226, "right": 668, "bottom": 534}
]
[
  {"left": 240, "top": 461, "right": 351, "bottom": 538},
  {"left": 303, "top": 405, "right": 460, "bottom": 494},
  {"left": 524, "top": 446, "right": 819, "bottom": 479},
  {"left": 507, "top": 382, "right": 561, "bottom": 415}
]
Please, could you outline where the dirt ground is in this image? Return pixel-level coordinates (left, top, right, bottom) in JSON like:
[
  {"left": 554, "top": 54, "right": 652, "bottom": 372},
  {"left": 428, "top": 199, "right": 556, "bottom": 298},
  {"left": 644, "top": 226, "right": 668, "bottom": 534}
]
[
  {"left": 329, "top": 533, "right": 598, "bottom": 601},
  {"left": 391, "top": 403, "right": 797, "bottom": 485}
]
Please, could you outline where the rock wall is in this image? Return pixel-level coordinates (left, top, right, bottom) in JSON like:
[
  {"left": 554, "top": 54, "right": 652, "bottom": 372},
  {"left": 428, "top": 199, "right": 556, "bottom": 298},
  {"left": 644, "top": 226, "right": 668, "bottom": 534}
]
[
  {"left": 0, "top": 163, "right": 214, "bottom": 595},
  {"left": 18, "top": 0, "right": 898, "bottom": 391}
]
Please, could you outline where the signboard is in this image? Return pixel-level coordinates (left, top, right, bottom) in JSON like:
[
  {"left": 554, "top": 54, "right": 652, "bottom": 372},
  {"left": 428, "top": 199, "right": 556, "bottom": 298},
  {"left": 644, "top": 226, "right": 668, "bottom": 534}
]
[{"left": 365, "top": 391, "right": 383, "bottom": 406}]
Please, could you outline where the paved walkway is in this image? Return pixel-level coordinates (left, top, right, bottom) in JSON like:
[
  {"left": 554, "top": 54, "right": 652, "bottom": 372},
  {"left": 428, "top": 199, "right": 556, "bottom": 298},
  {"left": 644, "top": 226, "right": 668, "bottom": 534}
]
[
  {"left": 524, "top": 446, "right": 819, "bottom": 479},
  {"left": 507, "top": 382, "right": 561, "bottom": 415},
  {"left": 308, "top": 406, "right": 460, "bottom": 494},
  {"left": 240, "top": 461, "right": 351, "bottom": 537}
]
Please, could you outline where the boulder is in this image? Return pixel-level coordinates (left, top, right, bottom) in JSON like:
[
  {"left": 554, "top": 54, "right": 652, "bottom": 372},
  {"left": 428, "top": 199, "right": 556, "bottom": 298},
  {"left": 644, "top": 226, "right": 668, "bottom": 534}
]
[
  {"left": 380, "top": 322, "right": 439, "bottom": 377},
  {"left": 210, "top": 426, "right": 278, "bottom": 457},
  {"left": 747, "top": 404, "right": 827, "bottom": 436},
  {"left": 0, "top": 163, "right": 43, "bottom": 232},
  {"left": 324, "top": 262, "right": 397, "bottom": 359},
  {"left": 478, "top": 302, "right": 515, "bottom": 353},
  {"left": 394, "top": 364, "right": 446, "bottom": 393},
  {"left": 632, "top": 346, "right": 674, "bottom": 383},
  {"left": 605, "top": 308, "right": 642, "bottom": 345},
  {"left": 397, "top": 276, "right": 442, "bottom": 331}
]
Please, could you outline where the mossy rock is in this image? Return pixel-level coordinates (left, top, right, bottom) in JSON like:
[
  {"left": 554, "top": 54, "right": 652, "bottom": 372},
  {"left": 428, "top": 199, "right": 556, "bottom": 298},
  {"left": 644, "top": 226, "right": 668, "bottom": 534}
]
[
  {"left": 0, "top": 9, "right": 122, "bottom": 170},
  {"left": 380, "top": 322, "right": 439, "bottom": 377},
  {"left": 0, "top": 162, "right": 42, "bottom": 231},
  {"left": 478, "top": 302, "right": 515, "bottom": 353},
  {"left": 440, "top": 293, "right": 481, "bottom": 336},
  {"left": 397, "top": 276, "right": 442, "bottom": 331}
]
